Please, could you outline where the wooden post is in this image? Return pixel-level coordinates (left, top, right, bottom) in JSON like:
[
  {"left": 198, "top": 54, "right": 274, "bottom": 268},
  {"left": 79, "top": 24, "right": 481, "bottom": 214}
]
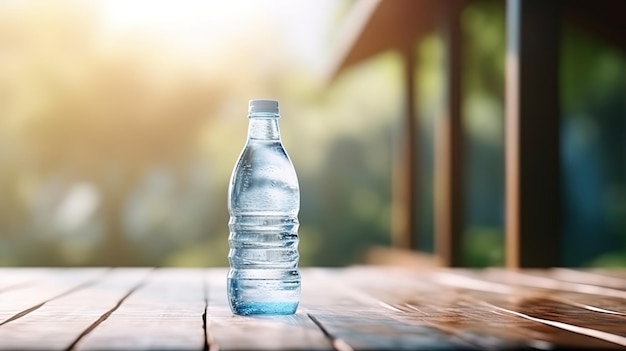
[
  {"left": 391, "top": 46, "right": 418, "bottom": 250},
  {"left": 434, "top": 0, "right": 464, "bottom": 267},
  {"left": 505, "top": 0, "right": 561, "bottom": 268}
]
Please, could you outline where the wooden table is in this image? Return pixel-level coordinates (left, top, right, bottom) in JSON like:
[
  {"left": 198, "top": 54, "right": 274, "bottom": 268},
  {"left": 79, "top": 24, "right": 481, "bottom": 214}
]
[{"left": 1, "top": 267, "right": 625, "bottom": 350}]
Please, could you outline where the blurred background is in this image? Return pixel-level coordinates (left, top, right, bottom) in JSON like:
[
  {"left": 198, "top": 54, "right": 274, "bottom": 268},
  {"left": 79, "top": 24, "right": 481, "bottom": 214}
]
[{"left": 0, "top": 0, "right": 624, "bottom": 267}]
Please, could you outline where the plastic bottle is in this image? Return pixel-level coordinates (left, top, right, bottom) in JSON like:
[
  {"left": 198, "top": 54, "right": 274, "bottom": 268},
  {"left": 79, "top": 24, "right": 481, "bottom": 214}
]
[{"left": 227, "top": 99, "right": 301, "bottom": 315}]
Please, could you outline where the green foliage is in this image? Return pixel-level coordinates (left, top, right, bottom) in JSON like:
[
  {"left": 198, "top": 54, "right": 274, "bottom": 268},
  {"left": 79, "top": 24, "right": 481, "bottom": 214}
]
[
  {"left": 589, "top": 252, "right": 626, "bottom": 268},
  {"left": 560, "top": 19, "right": 626, "bottom": 267},
  {"left": 561, "top": 25, "right": 625, "bottom": 112},
  {"left": 463, "top": 227, "right": 504, "bottom": 267},
  {"left": 0, "top": 1, "right": 401, "bottom": 267}
]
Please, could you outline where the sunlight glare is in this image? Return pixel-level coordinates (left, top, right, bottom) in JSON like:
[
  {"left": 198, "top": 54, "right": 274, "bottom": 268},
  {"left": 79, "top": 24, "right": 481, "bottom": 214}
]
[
  {"left": 97, "top": 0, "right": 264, "bottom": 55},
  {"left": 96, "top": 0, "right": 337, "bottom": 72}
]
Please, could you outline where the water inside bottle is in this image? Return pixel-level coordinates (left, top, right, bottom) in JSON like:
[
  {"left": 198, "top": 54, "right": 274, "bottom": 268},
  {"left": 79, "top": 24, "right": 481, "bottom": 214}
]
[
  {"left": 228, "top": 132, "right": 301, "bottom": 315},
  {"left": 227, "top": 274, "right": 300, "bottom": 315}
]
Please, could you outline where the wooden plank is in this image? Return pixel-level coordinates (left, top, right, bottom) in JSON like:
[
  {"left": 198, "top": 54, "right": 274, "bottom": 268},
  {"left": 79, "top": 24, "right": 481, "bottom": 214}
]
[
  {"left": 206, "top": 268, "right": 332, "bottom": 351},
  {"left": 0, "top": 268, "right": 149, "bottom": 350},
  {"left": 329, "top": 267, "right": 626, "bottom": 349},
  {"left": 483, "top": 300, "right": 626, "bottom": 348},
  {"left": 505, "top": 0, "right": 561, "bottom": 268},
  {"left": 487, "top": 297, "right": 626, "bottom": 340},
  {"left": 434, "top": 0, "right": 465, "bottom": 267},
  {"left": 438, "top": 269, "right": 626, "bottom": 315},
  {"left": 0, "top": 267, "right": 624, "bottom": 350},
  {"left": 329, "top": 267, "right": 533, "bottom": 349},
  {"left": 75, "top": 268, "right": 206, "bottom": 351},
  {"left": 481, "top": 269, "right": 626, "bottom": 299},
  {"left": 403, "top": 293, "right": 621, "bottom": 350},
  {"left": 587, "top": 269, "right": 626, "bottom": 280},
  {"left": 303, "top": 268, "right": 475, "bottom": 350},
  {"left": 548, "top": 268, "right": 626, "bottom": 290},
  {"left": 428, "top": 270, "right": 626, "bottom": 348},
  {"left": 435, "top": 269, "right": 626, "bottom": 311},
  {"left": 0, "top": 268, "right": 55, "bottom": 293},
  {"left": 0, "top": 268, "right": 108, "bottom": 325}
]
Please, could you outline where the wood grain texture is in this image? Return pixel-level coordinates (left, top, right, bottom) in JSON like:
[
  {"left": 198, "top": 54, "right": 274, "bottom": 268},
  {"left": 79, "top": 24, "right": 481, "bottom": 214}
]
[
  {"left": 303, "top": 268, "right": 474, "bottom": 350},
  {"left": 75, "top": 268, "right": 205, "bottom": 351},
  {"left": 428, "top": 269, "right": 626, "bottom": 348},
  {"left": 304, "top": 267, "right": 626, "bottom": 350},
  {"left": 0, "top": 268, "right": 52, "bottom": 293},
  {"left": 0, "top": 268, "right": 148, "bottom": 350},
  {"left": 0, "top": 268, "right": 108, "bottom": 326},
  {"left": 1, "top": 267, "right": 626, "bottom": 350}
]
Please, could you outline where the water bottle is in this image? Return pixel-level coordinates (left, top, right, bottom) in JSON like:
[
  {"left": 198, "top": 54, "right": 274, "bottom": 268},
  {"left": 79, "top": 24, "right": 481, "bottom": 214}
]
[{"left": 227, "top": 99, "right": 301, "bottom": 315}]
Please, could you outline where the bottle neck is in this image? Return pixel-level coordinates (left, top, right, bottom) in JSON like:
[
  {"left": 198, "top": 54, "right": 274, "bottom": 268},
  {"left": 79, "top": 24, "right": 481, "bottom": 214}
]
[{"left": 248, "top": 115, "right": 280, "bottom": 140}]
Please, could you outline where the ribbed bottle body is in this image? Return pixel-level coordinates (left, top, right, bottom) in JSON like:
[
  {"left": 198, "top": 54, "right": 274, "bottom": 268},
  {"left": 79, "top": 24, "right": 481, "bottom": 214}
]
[{"left": 227, "top": 135, "right": 300, "bottom": 315}]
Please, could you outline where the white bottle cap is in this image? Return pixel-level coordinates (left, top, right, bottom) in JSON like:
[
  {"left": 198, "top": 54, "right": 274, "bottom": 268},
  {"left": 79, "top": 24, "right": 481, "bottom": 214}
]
[{"left": 249, "top": 99, "right": 279, "bottom": 114}]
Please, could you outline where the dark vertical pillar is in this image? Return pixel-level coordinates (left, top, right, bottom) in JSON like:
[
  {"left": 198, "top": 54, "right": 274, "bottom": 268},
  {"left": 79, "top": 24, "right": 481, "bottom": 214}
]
[
  {"left": 505, "top": 0, "right": 561, "bottom": 268},
  {"left": 434, "top": 0, "right": 464, "bottom": 267},
  {"left": 391, "top": 46, "right": 418, "bottom": 250}
]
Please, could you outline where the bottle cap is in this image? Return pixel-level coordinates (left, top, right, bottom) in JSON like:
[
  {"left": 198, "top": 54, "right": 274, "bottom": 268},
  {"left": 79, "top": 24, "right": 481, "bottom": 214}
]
[{"left": 249, "top": 99, "right": 279, "bottom": 114}]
